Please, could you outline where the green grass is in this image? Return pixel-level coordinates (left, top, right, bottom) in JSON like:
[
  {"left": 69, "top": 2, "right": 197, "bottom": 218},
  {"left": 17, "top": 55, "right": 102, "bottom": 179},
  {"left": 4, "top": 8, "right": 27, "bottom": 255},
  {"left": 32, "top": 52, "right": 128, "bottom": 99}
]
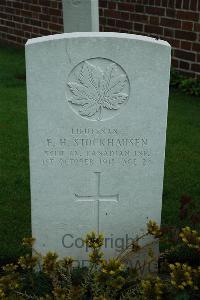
[
  {"left": 0, "top": 45, "right": 30, "bottom": 264},
  {"left": 0, "top": 45, "right": 199, "bottom": 264},
  {"left": 162, "top": 90, "right": 200, "bottom": 226}
]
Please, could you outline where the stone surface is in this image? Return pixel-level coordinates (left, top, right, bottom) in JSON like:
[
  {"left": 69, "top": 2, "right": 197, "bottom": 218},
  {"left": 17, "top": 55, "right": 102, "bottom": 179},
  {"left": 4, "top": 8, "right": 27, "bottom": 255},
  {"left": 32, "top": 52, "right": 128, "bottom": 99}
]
[
  {"left": 62, "top": 0, "right": 99, "bottom": 32},
  {"left": 26, "top": 32, "right": 171, "bottom": 268}
]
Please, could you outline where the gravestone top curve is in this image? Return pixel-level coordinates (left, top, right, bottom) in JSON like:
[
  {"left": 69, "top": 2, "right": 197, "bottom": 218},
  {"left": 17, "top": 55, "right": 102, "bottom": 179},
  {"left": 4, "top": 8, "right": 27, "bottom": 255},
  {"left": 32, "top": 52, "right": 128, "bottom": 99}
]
[{"left": 26, "top": 32, "right": 170, "bottom": 47}]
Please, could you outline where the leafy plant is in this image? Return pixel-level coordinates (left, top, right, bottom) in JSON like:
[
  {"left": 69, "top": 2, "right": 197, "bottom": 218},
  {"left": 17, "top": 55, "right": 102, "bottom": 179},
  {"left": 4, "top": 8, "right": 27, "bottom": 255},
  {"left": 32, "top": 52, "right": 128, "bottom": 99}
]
[
  {"left": 179, "top": 78, "right": 200, "bottom": 97},
  {"left": 170, "top": 69, "right": 184, "bottom": 88},
  {"left": 170, "top": 69, "right": 200, "bottom": 97},
  {"left": 0, "top": 222, "right": 199, "bottom": 300},
  {"left": 160, "top": 195, "right": 200, "bottom": 266}
]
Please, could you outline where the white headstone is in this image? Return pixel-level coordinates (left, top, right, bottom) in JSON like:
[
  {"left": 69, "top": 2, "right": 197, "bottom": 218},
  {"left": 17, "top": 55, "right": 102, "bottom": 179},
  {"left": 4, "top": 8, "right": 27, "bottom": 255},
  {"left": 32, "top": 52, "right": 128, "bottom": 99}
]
[
  {"left": 26, "top": 32, "right": 171, "bottom": 270},
  {"left": 62, "top": 0, "right": 99, "bottom": 32}
]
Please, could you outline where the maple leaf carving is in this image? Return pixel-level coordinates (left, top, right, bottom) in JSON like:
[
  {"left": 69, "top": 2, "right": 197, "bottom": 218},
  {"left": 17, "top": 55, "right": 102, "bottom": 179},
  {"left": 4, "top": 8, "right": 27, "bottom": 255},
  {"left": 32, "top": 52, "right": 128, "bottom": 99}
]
[{"left": 68, "top": 60, "right": 128, "bottom": 120}]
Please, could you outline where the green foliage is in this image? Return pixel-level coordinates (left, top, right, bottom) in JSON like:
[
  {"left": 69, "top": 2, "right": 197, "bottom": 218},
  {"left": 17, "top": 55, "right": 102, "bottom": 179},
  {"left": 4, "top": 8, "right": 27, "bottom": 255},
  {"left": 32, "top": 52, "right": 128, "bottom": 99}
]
[
  {"left": 170, "top": 69, "right": 200, "bottom": 97},
  {"left": 0, "top": 44, "right": 26, "bottom": 87},
  {"left": 179, "top": 78, "right": 200, "bottom": 97},
  {"left": 170, "top": 69, "right": 184, "bottom": 88},
  {"left": 160, "top": 195, "right": 200, "bottom": 266},
  {"left": 0, "top": 224, "right": 199, "bottom": 300}
]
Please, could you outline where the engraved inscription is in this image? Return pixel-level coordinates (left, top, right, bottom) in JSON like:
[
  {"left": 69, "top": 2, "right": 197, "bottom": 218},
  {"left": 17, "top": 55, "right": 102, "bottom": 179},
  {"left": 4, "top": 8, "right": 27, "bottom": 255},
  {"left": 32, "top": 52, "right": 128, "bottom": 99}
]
[
  {"left": 75, "top": 172, "right": 119, "bottom": 233},
  {"left": 67, "top": 58, "right": 130, "bottom": 121},
  {"left": 42, "top": 127, "right": 152, "bottom": 168}
]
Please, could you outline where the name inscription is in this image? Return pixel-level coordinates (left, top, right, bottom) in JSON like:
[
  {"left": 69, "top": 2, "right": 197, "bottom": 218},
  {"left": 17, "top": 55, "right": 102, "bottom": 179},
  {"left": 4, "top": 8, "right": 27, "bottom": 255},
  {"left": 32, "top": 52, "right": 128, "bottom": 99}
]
[{"left": 42, "top": 128, "right": 152, "bottom": 167}]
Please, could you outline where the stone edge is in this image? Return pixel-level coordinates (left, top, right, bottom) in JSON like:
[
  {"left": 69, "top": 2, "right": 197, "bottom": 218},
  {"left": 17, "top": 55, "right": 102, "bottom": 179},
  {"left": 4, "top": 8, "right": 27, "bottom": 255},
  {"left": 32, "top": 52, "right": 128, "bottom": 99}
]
[{"left": 25, "top": 32, "right": 171, "bottom": 48}]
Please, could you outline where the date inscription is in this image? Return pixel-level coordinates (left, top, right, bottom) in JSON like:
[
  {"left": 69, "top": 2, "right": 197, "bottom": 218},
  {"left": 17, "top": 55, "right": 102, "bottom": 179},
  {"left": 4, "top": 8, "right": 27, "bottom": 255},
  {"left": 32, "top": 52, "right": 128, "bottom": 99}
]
[{"left": 41, "top": 128, "right": 152, "bottom": 168}]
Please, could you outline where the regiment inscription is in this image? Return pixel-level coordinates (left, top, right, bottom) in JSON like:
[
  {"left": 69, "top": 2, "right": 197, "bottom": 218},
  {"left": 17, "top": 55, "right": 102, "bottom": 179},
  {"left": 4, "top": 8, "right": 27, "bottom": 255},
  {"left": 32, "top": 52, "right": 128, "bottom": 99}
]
[{"left": 42, "top": 127, "right": 152, "bottom": 168}]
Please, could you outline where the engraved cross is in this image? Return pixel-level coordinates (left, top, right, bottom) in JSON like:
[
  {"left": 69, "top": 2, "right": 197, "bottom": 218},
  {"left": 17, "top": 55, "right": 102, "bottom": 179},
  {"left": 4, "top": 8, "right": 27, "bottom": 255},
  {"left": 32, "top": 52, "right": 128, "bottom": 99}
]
[{"left": 75, "top": 172, "right": 119, "bottom": 234}]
